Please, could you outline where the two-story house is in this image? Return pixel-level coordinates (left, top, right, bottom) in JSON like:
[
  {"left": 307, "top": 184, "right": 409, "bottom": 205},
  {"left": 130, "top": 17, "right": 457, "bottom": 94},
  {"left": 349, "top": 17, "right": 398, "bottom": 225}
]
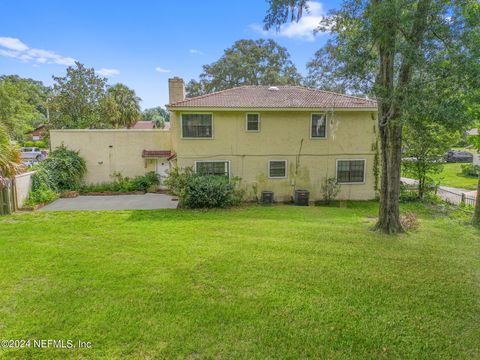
[
  {"left": 50, "top": 77, "right": 378, "bottom": 202},
  {"left": 166, "top": 78, "right": 378, "bottom": 201}
]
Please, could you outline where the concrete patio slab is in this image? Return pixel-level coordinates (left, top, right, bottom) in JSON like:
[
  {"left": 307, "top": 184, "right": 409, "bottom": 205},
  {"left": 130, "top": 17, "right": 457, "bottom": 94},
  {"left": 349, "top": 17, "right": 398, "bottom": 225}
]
[{"left": 41, "top": 193, "right": 178, "bottom": 211}]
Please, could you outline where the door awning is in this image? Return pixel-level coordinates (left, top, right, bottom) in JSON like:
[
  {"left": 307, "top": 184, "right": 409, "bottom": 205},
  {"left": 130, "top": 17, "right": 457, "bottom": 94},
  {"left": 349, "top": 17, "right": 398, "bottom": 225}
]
[{"left": 142, "top": 150, "right": 172, "bottom": 159}]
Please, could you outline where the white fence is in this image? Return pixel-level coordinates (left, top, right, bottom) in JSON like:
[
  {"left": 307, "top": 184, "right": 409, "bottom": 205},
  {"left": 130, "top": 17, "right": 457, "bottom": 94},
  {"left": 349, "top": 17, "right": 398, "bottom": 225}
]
[{"left": 13, "top": 171, "right": 35, "bottom": 209}]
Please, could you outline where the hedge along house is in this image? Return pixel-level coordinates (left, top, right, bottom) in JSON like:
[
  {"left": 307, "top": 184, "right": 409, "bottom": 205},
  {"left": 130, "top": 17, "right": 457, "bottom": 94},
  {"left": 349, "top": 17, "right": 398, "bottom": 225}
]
[
  {"left": 50, "top": 77, "right": 378, "bottom": 201},
  {"left": 166, "top": 78, "right": 378, "bottom": 201}
]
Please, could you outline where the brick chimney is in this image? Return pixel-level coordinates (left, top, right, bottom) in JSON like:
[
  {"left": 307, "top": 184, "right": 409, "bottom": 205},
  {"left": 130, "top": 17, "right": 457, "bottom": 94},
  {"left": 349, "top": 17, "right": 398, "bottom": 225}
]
[{"left": 168, "top": 77, "right": 185, "bottom": 104}]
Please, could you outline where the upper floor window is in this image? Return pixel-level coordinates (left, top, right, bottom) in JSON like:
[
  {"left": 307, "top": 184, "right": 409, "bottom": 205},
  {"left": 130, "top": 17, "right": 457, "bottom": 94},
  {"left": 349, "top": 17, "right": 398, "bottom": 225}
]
[
  {"left": 182, "top": 114, "right": 212, "bottom": 138},
  {"left": 311, "top": 113, "right": 327, "bottom": 139},
  {"left": 246, "top": 113, "right": 260, "bottom": 132},
  {"left": 269, "top": 160, "right": 287, "bottom": 178},
  {"left": 336, "top": 159, "right": 365, "bottom": 183},
  {"left": 196, "top": 161, "right": 229, "bottom": 177}
]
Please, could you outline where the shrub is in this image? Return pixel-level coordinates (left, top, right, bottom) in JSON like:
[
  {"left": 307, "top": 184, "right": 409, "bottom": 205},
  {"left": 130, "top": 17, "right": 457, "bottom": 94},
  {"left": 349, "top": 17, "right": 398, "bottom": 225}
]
[
  {"left": 34, "top": 140, "right": 47, "bottom": 149},
  {"left": 164, "top": 167, "right": 244, "bottom": 208},
  {"left": 319, "top": 177, "right": 341, "bottom": 205},
  {"left": 163, "top": 166, "right": 195, "bottom": 197},
  {"left": 80, "top": 172, "right": 159, "bottom": 193},
  {"left": 31, "top": 168, "right": 57, "bottom": 192},
  {"left": 24, "top": 185, "right": 59, "bottom": 207},
  {"left": 33, "top": 145, "right": 86, "bottom": 191},
  {"left": 461, "top": 163, "right": 480, "bottom": 177},
  {"left": 184, "top": 175, "right": 244, "bottom": 208}
]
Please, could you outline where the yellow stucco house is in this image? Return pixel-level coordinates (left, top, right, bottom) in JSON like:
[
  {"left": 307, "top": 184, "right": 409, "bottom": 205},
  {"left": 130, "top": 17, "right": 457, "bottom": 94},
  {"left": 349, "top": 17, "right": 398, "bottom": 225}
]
[{"left": 51, "top": 77, "right": 378, "bottom": 202}]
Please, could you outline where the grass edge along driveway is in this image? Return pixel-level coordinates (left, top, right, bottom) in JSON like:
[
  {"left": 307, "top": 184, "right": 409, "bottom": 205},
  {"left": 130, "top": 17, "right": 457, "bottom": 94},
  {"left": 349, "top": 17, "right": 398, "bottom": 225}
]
[{"left": 0, "top": 203, "right": 479, "bottom": 359}]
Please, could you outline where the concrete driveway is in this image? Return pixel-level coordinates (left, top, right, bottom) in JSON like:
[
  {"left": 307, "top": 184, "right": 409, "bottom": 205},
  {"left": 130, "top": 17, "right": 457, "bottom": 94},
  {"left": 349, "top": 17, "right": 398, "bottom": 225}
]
[{"left": 41, "top": 193, "right": 178, "bottom": 211}]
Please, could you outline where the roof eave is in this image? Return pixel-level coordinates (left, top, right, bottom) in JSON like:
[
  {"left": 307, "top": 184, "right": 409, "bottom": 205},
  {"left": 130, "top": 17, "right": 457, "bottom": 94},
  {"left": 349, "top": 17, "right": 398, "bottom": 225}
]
[{"left": 166, "top": 106, "right": 378, "bottom": 112}]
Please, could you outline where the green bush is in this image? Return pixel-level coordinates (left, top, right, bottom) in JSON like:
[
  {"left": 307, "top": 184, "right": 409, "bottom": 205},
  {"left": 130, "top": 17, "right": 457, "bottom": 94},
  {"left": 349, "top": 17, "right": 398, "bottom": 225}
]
[
  {"left": 461, "top": 163, "right": 480, "bottom": 177},
  {"left": 23, "top": 141, "right": 35, "bottom": 147},
  {"left": 31, "top": 168, "right": 57, "bottom": 192},
  {"left": 163, "top": 166, "right": 195, "bottom": 198},
  {"left": 34, "top": 140, "right": 47, "bottom": 149},
  {"left": 80, "top": 172, "right": 159, "bottom": 193},
  {"left": 32, "top": 145, "right": 86, "bottom": 191},
  {"left": 164, "top": 167, "right": 244, "bottom": 208},
  {"left": 24, "top": 185, "right": 59, "bottom": 207}
]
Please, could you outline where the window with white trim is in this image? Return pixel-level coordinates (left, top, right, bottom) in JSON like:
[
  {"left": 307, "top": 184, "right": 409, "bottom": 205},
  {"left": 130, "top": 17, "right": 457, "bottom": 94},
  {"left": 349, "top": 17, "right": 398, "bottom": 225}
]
[
  {"left": 246, "top": 113, "right": 260, "bottom": 132},
  {"left": 311, "top": 113, "right": 326, "bottom": 138},
  {"left": 182, "top": 114, "right": 212, "bottom": 138},
  {"left": 269, "top": 160, "right": 287, "bottom": 178},
  {"left": 196, "top": 161, "right": 229, "bottom": 176},
  {"left": 337, "top": 160, "right": 365, "bottom": 183}
]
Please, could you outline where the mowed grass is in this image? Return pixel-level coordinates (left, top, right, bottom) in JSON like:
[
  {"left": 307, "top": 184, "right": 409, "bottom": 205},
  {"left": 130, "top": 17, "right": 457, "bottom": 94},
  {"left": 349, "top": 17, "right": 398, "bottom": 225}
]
[
  {"left": 0, "top": 203, "right": 479, "bottom": 359},
  {"left": 431, "top": 163, "right": 478, "bottom": 190}
]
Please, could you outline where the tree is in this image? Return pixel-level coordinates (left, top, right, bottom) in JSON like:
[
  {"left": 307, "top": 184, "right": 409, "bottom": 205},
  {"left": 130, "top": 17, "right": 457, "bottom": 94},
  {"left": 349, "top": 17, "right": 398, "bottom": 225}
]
[
  {"left": 264, "top": 0, "right": 480, "bottom": 233},
  {"left": 0, "top": 123, "right": 22, "bottom": 181},
  {"left": 142, "top": 106, "right": 170, "bottom": 128},
  {"left": 468, "top": 118, "right": 480, "bottom": 226},
  {"left": 185, "top": 39, "right": 302, "bottom": 97},
  {"left": 0, "top": 75, "right": 49, "bottom": 140},
  {"left": 100, "top": 84, "right": 141, "bottom": 128},
  {"left": 49, "top": 62, "right": 108, "bottom": 129},
  {"left": 402, "top": 122, "right": 459, "bottom": 199}
]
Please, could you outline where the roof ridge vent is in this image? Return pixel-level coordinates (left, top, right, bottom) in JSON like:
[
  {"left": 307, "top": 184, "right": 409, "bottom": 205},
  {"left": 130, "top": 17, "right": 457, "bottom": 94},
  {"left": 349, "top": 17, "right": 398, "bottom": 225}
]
[{"left": 268, "top": 86, "right": 279, "bottom": 91}]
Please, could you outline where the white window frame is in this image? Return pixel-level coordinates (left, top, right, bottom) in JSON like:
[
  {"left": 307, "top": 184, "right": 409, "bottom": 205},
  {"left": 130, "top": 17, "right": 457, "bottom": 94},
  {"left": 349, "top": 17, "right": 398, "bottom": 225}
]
[
  {"left": 335, "top": 159, "right": 366, "bottom": 184},
  {"left": 194, "top": 160, "right": 231, "bottom": 177},
  {"left": 245, "top": 113, "right": 261, "bottom": 132},
  {"left": 181, "top": 113, "right": 214, "bottom": 139},
  {"left": 310, "top": 113, "right": 327, "bottom": 140},
  {"left": 268, "top": 160, "right": 288, "bottom": 179}
]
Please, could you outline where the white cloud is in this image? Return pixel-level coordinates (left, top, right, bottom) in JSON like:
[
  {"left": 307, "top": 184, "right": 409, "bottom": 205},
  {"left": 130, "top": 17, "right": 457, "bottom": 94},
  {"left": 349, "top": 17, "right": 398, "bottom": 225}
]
[
  {"left": 0, "top": 37, "right": 28, "bottom": 51},
  {"left": 189, "top": 49, "right": 203, "bottom": 55},
  {"left": 155, "top": 66, "right": 171, "bottom": 73},
  {"left": 0, "top": 36, "right": 76, "bottom": 65},
  {"left": 96, "top": 68, "right": 120, "bottom": 77},
  {"left": 250, "top": 1, "right": 325, "bottom": 41}
]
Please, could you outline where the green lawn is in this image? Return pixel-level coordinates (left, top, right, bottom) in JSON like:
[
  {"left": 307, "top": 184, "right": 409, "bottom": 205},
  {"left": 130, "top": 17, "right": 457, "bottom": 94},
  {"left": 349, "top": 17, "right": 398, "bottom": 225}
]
[
  {"left": 0, "top": 204, "right": 479, "bottom": 359},
  {"left": 431, "top": 163, "right": 478, "bottom": 190}
]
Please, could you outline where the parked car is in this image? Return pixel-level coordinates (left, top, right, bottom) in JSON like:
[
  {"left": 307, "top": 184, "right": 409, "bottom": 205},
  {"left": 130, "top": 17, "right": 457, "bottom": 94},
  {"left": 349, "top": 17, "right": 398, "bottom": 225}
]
[
  {"left": 20, "top": 147, "right": 45, "bottom": 161},
  {"left": 445, "top": 150, "right": 473, "bottom": 163}
]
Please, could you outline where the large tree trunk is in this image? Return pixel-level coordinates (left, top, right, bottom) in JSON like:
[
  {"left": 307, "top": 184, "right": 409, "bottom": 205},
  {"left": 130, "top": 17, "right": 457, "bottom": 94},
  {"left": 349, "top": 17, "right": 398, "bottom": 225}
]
[
  {"left": 375, "top": 117, "right": 404, "bottom": 234},
  {"left": 472, "top": 175, "right": 480, "bottom": 226}
]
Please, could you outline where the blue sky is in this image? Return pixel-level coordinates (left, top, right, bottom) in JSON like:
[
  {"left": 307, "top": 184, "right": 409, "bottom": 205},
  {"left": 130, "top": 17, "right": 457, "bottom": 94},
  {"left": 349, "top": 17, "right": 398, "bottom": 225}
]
[{"left": 0, "top": 0, "right": 340, "bottom": 109}]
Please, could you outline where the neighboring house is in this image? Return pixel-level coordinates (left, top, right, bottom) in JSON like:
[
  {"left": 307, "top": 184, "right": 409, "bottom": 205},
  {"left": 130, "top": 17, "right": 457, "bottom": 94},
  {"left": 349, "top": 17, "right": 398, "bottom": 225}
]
[
  {"left": 51, "top": 77, "right": 378, "bottom": 201},
  {"left": 132, "top": 121, "right": 156, "bottom": 129},
  {"left": 26, "top": 125, "right": 46, "bottom": 142}
]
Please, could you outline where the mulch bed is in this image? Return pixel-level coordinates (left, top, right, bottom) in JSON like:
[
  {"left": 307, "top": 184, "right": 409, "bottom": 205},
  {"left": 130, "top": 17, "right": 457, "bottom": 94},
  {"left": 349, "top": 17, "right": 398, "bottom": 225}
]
[{"left": 80, "top": 191, "right": 146, "bottom": 196}]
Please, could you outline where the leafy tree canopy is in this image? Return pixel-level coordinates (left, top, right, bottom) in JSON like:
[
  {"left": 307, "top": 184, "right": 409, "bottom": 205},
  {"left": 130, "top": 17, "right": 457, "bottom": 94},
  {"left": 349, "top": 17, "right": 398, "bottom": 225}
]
[
  {"left": 0, "top": 75, "right": 49, "bottom": 140},
  {"left": 186, "top": 39, "right": 302, "bottom": 97},
  {"left": 100, "top": 83, "right": 142, "bottom": 129},
  {"left": 49, "top": 62, "right": 108, "bottom": 129},
  {"left": 142, "top": 106, "right": 170, "bottom": 128}
]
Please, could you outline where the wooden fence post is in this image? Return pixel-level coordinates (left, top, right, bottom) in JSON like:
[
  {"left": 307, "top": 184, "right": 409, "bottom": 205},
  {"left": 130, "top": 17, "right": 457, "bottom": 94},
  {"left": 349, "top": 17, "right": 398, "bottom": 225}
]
[{"left": 461, "top": 193, "right": 466, "bottom": 206}]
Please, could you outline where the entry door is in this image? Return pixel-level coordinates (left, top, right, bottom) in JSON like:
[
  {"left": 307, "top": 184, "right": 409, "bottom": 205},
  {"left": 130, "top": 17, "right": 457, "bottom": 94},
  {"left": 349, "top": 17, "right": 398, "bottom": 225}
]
[{"left": 156, "top": 159, "right": 170, "bottom": 189}]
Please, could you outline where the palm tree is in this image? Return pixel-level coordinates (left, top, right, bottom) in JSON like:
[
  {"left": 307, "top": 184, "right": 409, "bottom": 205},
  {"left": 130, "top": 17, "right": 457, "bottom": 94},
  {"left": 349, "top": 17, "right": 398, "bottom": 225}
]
[
  {"left": 105, "top": 84, "right": 141, "bottom": 129},
  {"left": 0, "top": 123, "right": 22, "bottom": 184}
]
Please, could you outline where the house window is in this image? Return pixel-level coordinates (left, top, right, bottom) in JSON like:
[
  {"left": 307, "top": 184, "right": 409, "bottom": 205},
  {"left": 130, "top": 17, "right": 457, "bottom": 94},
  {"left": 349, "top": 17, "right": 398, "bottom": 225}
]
[
  {"left": 246, "top": 113, "right": 260, "bottom": 132},
  {"left": 196, "top": 161, "right": 229, "bottom": 177},
  {"left": 182, "top": 114, "right": 212, "bottom": 138},
  {"left": 336, "top": 160, "right": 365, "bottom": 183},
  {"left": 269, "top": 160, "right": 287, "bottom": 178},
  {"left": 311, "top": 113, "right": 327, "bottom": 138}
]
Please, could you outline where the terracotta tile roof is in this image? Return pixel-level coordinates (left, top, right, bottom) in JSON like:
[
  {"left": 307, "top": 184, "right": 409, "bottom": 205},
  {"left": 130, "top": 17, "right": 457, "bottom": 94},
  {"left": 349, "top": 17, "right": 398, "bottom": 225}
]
[
  {"left": 132, "top": 121, "right": 155, "bottom": 129},
  {"left": 168, "top": 86, "right": 377, "bottom": 109},
  {"left": 142, "top": 150, "right": 172, "bottom": 158}
]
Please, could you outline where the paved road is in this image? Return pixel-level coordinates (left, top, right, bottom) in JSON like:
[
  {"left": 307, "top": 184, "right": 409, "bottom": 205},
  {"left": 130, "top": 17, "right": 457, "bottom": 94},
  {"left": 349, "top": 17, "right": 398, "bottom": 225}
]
[
  {"left": 41, "top": 193, "right": 178, "bottom": 211},
  {"left": 401, "top": 177, "right": 475, "bottom": 205}
]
